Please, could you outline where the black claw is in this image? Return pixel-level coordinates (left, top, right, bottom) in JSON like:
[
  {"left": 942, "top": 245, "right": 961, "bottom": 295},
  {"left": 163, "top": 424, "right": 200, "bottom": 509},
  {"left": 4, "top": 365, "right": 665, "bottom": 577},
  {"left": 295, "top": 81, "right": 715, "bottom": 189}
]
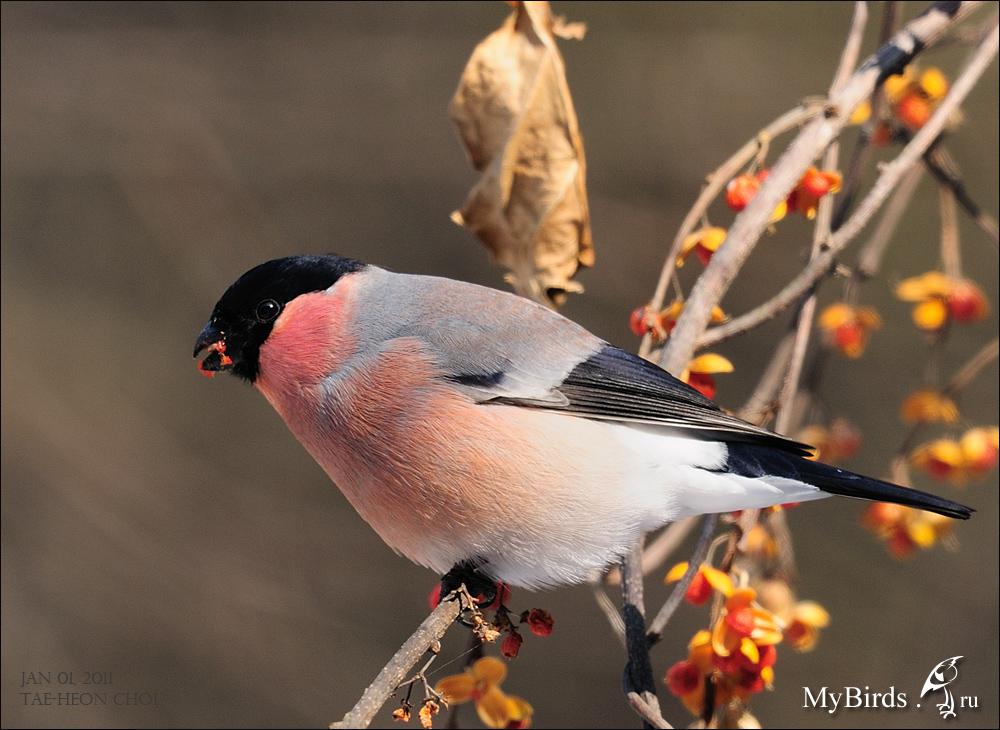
[{"left": 440, "top": 560, "right": 497, "bottom": 607}]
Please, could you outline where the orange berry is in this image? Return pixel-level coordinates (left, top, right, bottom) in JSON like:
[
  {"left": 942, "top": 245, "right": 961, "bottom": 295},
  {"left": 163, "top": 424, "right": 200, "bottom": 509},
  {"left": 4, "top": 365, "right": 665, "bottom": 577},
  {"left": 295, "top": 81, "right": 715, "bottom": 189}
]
[
  {"left": 800, "top": 167, "right": 831, "bottom": 198},
  {"left": 895, "top": 93, "right": 931, "bottom": 129},
  {"left": 726, "top": 174, "right": 760, "bottom": 211},
  {"left": 862, "top": 501, "right": 904, "bottom": 531}
]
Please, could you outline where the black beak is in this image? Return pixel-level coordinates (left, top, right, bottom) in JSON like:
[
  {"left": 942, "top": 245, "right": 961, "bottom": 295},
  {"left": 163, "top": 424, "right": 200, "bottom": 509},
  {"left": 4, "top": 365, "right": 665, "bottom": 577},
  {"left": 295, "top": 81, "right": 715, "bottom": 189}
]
[
  {"left": 193, "top": 323, "right": 232, "bottom": 375},
  {"left": 193, "top": 323, "right": 223, "bottom": 358}
]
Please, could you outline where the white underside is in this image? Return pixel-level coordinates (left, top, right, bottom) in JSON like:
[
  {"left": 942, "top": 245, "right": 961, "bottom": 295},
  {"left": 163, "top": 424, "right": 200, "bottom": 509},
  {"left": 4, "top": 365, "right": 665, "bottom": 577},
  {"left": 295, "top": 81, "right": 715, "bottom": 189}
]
[{"left": 483, "top": 420, "right": 826, "bottom": 588}]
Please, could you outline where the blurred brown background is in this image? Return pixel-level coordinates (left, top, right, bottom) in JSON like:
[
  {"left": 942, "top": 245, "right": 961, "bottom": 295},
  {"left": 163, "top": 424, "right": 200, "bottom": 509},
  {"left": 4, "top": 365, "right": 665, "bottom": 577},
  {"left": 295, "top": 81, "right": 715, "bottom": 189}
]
[{"left": 2, "top": 2, "right": 997, "bottom": 728}]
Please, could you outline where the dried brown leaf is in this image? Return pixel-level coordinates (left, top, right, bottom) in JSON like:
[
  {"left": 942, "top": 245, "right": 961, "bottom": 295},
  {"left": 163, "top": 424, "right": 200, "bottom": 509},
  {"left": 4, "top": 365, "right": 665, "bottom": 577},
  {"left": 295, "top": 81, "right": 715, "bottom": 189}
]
[{"left": 450, "top": 1, "right": 593, "bottom": 308}]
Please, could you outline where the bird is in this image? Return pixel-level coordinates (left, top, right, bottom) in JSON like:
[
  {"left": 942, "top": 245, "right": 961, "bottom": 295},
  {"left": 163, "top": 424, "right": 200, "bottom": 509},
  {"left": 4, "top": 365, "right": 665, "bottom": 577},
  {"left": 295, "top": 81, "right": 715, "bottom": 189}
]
[{"left": 193, "top": 254, "right": 972, "bottom": 592}]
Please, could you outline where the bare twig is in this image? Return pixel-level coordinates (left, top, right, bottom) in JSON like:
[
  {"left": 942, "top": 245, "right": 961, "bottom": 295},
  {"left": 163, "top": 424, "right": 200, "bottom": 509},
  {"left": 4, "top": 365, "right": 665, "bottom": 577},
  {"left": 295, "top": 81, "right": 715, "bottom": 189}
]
[
  {"left": 661, "top": 1, "right": 983, "bottom": 376},
  {"left": 647, "top": 515, "right": 718, "bottom": 644},
  {"left": 767, "top": 507, "right": 798, "bottom": 581},
  {"left": 856, "top": 165, "right": 925, "bottom": 279},
  {"left": 833, "top": 0, "right": 903, "bottom": 230},
  {"left": 939, "top": 185, "right": 963, "bottom": 278},
  {"left": 831, "top": 2, "right": 871, "bottom": 93},
  {"left": 619, "top": 546, "right": 662, "bottom": 730},
  {"left": 775, "top": 1, "right": 867, "bottom": 436},
  {"left": 924, "top": 145, "right": 1000, "bottom": 248},
  {"left": 627, "top": 692, "right": 673, "bottom": 729},
  {"left": 739, "top": 331, "right": 798, "bottom": 426},
  {"left": 331, "top": 592, "right": 464, "bottom": 729},
  {"left": 593, "top": 584, "right": 627, "bottom": 646},
  {"left": 698, "top": 17, "right": 999, "bottom": 352},
  {"left": 637, "top": 103, "right": 824, "bottom": 359},
  {"left": 944, "top": 337, "right": 1000, "bottom": 396}
]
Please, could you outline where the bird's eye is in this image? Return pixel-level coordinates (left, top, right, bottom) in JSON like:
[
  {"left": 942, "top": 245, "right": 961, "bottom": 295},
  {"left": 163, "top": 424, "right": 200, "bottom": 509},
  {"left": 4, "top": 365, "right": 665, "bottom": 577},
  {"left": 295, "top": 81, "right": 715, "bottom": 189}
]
[{"left": 255, "top": 299, "right": 282, "bottom": 323}]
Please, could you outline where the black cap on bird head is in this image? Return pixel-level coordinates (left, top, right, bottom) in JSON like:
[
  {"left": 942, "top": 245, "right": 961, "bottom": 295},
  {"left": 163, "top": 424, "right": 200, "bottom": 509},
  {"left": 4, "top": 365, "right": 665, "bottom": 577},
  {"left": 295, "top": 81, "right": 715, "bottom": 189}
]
[{"left": 193, "top": 254, "right": 364, "bottom": 382}]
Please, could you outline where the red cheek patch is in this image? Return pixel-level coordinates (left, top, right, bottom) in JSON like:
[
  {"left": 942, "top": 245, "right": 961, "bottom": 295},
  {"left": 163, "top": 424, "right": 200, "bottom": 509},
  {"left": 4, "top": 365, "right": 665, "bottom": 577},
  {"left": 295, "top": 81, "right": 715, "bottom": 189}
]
[{"left": 257, "top": 288, "right": 356, "bottom": 390}]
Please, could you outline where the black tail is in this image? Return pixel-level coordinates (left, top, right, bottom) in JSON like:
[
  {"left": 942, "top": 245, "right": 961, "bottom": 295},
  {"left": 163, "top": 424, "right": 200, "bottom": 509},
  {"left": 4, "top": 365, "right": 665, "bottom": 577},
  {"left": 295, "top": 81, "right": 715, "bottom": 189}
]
[{"left": 725, "top": 443, "right": 973, "bottom": 520}]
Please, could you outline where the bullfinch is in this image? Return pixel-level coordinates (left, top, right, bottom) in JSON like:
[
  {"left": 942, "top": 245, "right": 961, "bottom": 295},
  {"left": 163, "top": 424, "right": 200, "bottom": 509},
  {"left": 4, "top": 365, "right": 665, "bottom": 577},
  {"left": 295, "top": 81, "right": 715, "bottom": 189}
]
[{"left": 194, "top": 255, "right": 972, "bottom": 590}]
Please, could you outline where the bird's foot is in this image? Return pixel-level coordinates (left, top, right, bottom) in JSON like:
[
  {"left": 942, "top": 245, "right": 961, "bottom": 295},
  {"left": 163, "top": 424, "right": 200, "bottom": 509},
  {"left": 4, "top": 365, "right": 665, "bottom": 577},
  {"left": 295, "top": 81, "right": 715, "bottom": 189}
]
[{"left": 440, "top": 560, "right": 500, "bottom": 609}]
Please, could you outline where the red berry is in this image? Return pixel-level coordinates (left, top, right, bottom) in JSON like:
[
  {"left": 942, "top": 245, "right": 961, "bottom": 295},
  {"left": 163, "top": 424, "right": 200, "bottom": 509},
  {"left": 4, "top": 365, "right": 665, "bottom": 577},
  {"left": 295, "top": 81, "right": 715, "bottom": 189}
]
[
  {"left": 887, "top": 527, "right": 917, "bottom": 558},
  {"left": 501, "top": 631, "right": 523, "bottom": 659},
  {"left": 630, "top": 305, "right": 653, "bottom": 337},
  {"left": 525, "top": 608, "right": 554, "bottom": 637},
  {"left": 947, "top": 281, "right": 988, "bottom": 322},
  {"left": 694, "top": 244, "right": 715, "bottom": 267},
  {"left": 785, "top": 620, "right": 809, "bottom": 647},
  {"left": 725, "top": 606, "right": 756, "bottom": 637},
  {"left": 476, "top": 581, "right": 511, "bottom": 610},
  {"left": 684, "top": 571, "right": 713, "bottom": 605},
  {"left": 665, "top": 660, "right": 702, "bottom": 696},
  {"left": 428, "top": 584, "right": 442, "bottom": 610},
  {"left": 834, "top": 322, "right": 863, "bottom": 350},
  {"left": 828, "top": 418, "right": 862, "bottom": 460},
  {"left": 800, "top": 168, "right": 831, "bottom": 198},
  {"left": 757, "top": 643, "right": 777, "bottom": 668},
  {"left": 712, "top": 651, "right": 743, "bottom": 675},
  {"left": 725, "top": 174, "right": 760, "bottom": 211},
  {"left": 738, "top": 670, "right": 767, "bottom": 693},
  {"left": 686, "top": 372, "right": 716, "bottom": 400}
]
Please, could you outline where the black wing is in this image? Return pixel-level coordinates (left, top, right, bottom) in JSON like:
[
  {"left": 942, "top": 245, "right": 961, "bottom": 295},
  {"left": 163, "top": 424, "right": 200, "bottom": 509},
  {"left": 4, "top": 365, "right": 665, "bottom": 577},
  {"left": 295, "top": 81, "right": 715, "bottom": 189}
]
[{"left": 495, "top": 345, "right": 813, "bottom": 456}]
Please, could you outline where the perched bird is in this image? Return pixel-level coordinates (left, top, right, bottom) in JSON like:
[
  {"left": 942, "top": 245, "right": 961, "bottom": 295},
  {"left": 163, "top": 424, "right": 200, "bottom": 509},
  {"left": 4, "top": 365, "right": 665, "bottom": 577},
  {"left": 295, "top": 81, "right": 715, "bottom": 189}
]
[{"left": 194, "top": 255, "right": 972, "bottom": 591}]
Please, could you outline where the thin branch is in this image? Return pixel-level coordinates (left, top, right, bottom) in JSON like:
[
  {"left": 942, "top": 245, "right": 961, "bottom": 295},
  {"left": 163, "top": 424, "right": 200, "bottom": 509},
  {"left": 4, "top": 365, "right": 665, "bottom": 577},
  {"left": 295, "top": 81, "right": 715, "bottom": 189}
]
[
  {"left": 661, "top": 0, "right": 983, "bottom": 376},
  {"left": 637, "top": 103, "right": 824, "bottom": 359},
  {"left": 856, "top": 165, "right": 925, "bottom": 279},
  {"left": 647, "top": 515, "right": 718, "bottom": 644},
  {"left": 739, "top": 331, "right": 797, "bottom": 426},
  {"left": 698, "top": 18, "right": 999, "bottom": 352},
  {"left": 944, "top": 337, "right": 999, "bottom": 396},
  {"left": 831, "top": 2, "right": 871, "bottom": 93},
  {"left": 767, "top": 508, "right": 798, "bottom": 581},
  {"left": 331, "top": 592, "right": 464, "bottom": 729},
  {"left": 592, "top": 584, "right": 627, "bottom": 646},
  {"left": 619, "top": 546, "right": 662, "bottom": 730},
  {"left": 924, "top": 145, "right": 1000, "bottom": 247},
  {"left": 832, "top": 0, "right": 903, "bottom": 230},
  {"left": 939, "top": 184, "right": 963, "bottom": 278},
  {"left": 775, "top": 1, "right": 867, "bottom": 436},
  {"left": 627, "top": 692, "right": 673, "bottom": 730}
]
